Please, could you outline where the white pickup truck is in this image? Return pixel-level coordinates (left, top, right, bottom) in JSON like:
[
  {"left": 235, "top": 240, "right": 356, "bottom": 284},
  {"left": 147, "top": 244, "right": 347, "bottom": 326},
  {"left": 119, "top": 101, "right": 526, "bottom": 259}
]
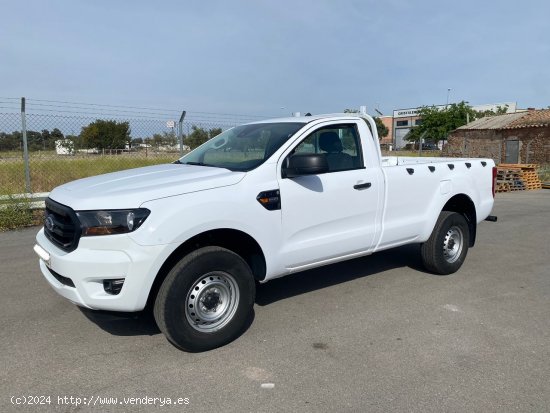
[{"left": 34, "top": 114, "right": 497, "bottom": 351}]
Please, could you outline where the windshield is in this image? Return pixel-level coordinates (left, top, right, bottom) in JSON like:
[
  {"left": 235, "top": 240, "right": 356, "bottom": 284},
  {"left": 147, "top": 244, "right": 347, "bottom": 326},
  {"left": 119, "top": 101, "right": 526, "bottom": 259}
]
[{"left": 177, "top": 122, "right": 304, "bottom": 171}]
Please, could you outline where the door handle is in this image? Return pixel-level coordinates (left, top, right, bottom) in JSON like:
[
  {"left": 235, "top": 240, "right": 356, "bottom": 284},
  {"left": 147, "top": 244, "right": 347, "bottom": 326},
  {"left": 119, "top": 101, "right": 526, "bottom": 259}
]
[{"left": 353, "top": 182, "right": 371, "bottom": 190}]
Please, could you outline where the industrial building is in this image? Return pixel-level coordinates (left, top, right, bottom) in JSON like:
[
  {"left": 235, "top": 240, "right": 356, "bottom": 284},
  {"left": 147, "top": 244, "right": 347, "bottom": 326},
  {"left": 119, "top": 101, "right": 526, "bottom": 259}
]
[{"left": 390, "top": 102, "right": 518, "bottom": 149}]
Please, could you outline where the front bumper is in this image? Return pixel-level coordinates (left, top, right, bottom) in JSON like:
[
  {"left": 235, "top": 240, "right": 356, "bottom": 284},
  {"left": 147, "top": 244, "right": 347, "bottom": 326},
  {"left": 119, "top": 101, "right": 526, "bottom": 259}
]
[{"left": 35, "top": 228, "right": 169, "bottom": 312}]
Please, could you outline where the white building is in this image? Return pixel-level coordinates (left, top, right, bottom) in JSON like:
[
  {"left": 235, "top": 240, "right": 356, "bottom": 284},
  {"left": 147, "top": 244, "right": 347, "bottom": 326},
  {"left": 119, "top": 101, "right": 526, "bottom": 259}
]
[{"left": 392, "top": 102, "right": 518, "bottom": 149}]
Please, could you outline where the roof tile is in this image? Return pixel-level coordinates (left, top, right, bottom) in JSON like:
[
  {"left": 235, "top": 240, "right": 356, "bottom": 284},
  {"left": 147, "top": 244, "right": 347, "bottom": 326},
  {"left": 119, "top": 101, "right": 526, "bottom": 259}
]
[
  {"left": 456, "top": 109, "right": 550, "bottom": 130},
  {"left": 505, "top": 109, "right": 550, "bottom": 128}
]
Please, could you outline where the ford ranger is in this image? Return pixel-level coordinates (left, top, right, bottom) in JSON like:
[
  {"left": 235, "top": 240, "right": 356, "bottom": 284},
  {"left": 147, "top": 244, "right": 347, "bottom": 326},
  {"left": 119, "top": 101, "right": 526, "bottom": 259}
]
[{"left": 34, "top": 114, "right": 497, "bottom": 351}]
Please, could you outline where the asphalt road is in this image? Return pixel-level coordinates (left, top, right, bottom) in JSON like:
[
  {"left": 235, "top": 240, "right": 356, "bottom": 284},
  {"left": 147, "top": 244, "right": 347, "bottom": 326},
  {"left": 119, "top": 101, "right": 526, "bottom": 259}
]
[{"left": 1, "top": 191, "right": 549, "bottom": 413}]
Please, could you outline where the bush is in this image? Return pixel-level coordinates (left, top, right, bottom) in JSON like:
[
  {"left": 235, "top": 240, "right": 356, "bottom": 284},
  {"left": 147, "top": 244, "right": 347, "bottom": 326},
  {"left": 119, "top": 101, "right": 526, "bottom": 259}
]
[
  {"left": 538, "top": 164, "right": 550, "bottom": 182},
  {"left": 0, "top": 195, "right": 43, "bottom": 231}
]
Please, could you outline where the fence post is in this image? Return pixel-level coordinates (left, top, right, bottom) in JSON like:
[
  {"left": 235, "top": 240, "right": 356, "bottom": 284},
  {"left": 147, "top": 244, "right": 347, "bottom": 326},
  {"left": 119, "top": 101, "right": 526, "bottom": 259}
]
[
  {"left": 21, "top": 97, "right": 32, "bottom": 193},
  {"left": 179, "top": 110, "right": 186, "bottom": 156}
]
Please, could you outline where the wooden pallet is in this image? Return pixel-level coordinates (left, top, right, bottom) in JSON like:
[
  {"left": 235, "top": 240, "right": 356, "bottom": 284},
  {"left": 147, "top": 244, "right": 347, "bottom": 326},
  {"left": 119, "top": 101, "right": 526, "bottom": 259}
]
[
  {"left": 495, "top": 182, "right": 511, "bottom": 193},
  {"left": 496, "top": 163, "right": 542, "bottom": 192},
  {"left": 498, "top": 163, "right": 539, "bottom": 169}
]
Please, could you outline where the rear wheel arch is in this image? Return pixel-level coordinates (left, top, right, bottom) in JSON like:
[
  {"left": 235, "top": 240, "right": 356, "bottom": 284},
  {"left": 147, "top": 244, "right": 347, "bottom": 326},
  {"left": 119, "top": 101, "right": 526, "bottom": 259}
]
[
  {"left": 442, "top": 194, "right": 477, "bottom": 247},
  {"left": 421, "top": 211, "right": 470, "bottom": 275}
]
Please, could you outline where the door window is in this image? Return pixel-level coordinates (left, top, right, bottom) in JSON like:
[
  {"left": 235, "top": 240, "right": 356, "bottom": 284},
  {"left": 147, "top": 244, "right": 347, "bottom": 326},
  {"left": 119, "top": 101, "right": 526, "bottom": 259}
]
[{"left": 292, "top": 124, "right": 363, "bottom": 172}]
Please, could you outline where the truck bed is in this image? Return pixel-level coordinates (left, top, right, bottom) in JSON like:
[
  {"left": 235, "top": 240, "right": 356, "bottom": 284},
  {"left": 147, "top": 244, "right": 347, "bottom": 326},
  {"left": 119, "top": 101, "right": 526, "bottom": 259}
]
[{"left": 381, "top": 156, "right": 474, "bottom": 167}]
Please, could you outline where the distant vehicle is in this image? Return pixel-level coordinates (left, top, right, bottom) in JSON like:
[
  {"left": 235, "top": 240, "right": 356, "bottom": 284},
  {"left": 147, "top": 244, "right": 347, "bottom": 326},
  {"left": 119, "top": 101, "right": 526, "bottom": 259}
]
[
  {"left": 55, "top": 139, "right": 74, "bottom": 155},
  {"left": 422, "top": 142, "right": 439, "bottom": 150},
  {"left": 35, "top": 114, "right": 497, "bottom": 351}
]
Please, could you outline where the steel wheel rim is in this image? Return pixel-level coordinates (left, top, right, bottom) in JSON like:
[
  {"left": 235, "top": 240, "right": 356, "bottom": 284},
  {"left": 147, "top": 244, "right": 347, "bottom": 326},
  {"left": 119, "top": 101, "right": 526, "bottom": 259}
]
[
  {"left": 443, "top": 226, "right": 464, "bottom": 263},
  {"left": 185, "top": 271, "right": 240, "bottom": 332}
]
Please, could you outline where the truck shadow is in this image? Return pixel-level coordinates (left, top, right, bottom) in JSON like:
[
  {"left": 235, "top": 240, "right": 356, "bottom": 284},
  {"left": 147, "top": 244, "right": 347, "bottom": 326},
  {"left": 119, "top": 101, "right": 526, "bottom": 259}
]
[
  {"left": 79, "top": 307, "right": 161, "bottom": 336},
  {"left": 79, "top": 244, "right": 426, "bottom": 337},
  {"left": 255, "top": 244, "right": 426, "bottom": 306},
  {"left": 79, "top": 305, "right": 255, "bottom": 341}
]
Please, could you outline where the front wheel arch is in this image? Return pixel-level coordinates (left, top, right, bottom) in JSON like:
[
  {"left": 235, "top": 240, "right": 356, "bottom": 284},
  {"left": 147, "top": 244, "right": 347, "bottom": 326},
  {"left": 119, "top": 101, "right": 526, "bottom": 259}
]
[
  {"left": 154, "top": 246, "right": 256, "bottom": 351},
  {"left": 146, "top": 228, "right": 266, "bottom": 310}
]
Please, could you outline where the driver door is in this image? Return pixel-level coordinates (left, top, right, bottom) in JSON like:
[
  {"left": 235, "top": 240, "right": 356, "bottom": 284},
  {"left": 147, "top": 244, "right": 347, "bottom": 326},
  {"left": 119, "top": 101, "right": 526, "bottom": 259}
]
[{"left": 277, "top": 122, "right": 381, "bottom": 270}]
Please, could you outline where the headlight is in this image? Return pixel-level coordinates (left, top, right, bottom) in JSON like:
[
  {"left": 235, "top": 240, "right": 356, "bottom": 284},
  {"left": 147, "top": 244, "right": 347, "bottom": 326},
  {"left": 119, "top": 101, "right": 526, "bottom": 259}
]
[{"left": 76, "top": 209, "right": 150, "bottom": 236}]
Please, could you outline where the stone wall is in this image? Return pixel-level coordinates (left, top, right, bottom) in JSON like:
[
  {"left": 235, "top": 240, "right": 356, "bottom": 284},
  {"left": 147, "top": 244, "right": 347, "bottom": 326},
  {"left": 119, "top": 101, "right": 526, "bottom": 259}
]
[{"left": 445, "top": 126, "right": 550, "bottom": 164}]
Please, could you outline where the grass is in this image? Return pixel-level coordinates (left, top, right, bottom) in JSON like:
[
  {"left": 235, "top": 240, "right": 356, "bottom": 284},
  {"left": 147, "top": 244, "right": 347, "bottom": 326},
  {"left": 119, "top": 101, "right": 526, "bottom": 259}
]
[
  {"left": 1, "top": 148, "right": 446, "bottom": 194},
  {"left": 0, "top": 153, "right": 176, "bottom": 231},
  {"left": 0, "top": 153, "right": 177, "bottom": 194},
  {"left": 0, "top": 195, "right": 44, "bottom": 231}
]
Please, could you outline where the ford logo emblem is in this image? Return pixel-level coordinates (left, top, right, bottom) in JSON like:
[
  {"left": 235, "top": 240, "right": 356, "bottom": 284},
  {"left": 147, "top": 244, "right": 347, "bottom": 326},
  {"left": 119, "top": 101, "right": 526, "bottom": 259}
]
[{"left": 45, "top": 216, "right": 55, "bottom": 231}]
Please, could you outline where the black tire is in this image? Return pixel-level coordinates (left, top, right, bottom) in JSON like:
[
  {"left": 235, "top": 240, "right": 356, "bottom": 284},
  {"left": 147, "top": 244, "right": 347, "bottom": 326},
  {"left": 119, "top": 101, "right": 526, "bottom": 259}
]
[
  {"left": 154, "top": 246, "right": 255, "bottom": 352},
  {"left": 421, "top": 211, "right": 470, "bottom": 275}
]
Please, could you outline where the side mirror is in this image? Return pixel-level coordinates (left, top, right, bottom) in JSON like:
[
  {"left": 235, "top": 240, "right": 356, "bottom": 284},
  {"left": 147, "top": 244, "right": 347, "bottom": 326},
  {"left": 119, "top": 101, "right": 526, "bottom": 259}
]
[{"left": 283, "top": 153, "right": 329, "bottom": 178}]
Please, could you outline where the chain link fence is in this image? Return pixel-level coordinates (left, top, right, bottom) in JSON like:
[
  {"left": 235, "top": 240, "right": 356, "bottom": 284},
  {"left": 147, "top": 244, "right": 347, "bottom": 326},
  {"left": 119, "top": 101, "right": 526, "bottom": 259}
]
[{"left": 0, "top": 97, "right": 266, "bottom": 196}]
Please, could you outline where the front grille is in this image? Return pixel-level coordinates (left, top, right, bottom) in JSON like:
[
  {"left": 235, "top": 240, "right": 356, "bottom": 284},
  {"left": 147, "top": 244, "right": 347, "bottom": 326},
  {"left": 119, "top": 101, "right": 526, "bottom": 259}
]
[
  {"left": 47, "top": 267, "right": 75, "bottom": 287},
  {"left": 44, "top": 198, "right": 81, "bottom": 252}
]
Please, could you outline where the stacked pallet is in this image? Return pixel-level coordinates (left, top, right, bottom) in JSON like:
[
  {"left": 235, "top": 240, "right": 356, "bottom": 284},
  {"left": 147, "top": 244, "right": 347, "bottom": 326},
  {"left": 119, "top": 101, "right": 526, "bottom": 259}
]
[
  {"left": 495, "top": 180, "right": 511, "bottom": 193},
  {"left": 496, "top": 167, "right": 525, "bottom": 192},
  {"left": 496, "top": 164, "right": 542, "bottom": 193}
]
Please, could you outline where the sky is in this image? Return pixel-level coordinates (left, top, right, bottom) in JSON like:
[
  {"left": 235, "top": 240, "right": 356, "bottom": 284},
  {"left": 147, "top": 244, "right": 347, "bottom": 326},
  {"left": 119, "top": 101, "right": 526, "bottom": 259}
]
[{"left": 1, "top": 0, "right": 549, "bottom": 117}]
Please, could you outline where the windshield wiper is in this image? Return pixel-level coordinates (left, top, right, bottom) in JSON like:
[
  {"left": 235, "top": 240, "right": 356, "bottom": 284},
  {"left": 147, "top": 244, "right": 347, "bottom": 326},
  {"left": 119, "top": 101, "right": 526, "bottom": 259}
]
[
  {"left": 173, "top": 159, "right": 182, "bottom": 164},
  {"left": 182, "top": 161, "right": 219, "bottom": 168}
]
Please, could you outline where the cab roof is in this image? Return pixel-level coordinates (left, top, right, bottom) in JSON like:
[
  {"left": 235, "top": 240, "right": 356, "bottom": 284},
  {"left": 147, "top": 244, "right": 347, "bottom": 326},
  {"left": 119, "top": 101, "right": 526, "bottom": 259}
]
[{"left": 247, "top": 113, "right": 365, "bottom": 125}]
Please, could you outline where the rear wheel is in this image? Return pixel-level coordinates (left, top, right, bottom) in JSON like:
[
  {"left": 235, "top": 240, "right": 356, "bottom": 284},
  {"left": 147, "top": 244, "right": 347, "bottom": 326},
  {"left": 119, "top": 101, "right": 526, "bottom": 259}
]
[
  {"left": 421, "top": 211, "right": 470, "bottom": 275},
  {"left": 154, "top": 246, "right": 255, "bottom": 352}
]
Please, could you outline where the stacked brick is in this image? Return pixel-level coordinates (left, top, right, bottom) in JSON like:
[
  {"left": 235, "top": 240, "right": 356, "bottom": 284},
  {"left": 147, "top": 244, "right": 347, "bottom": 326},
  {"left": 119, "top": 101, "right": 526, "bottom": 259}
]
[{"left": 496, "top": 164, "right": 542, "bottom": 193}]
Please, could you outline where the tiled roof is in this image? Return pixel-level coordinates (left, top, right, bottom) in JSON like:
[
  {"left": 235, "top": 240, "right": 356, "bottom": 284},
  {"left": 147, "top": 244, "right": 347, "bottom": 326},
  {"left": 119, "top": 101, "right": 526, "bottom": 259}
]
[
  {"left": 456, "top": 109, "right": 550, "bottom": 130},
  {"left": 506, "top": 109, "right": 550, "bottom": 128},
  {"left": 456, "top": 112, "right": 527, "bottom": 130}
]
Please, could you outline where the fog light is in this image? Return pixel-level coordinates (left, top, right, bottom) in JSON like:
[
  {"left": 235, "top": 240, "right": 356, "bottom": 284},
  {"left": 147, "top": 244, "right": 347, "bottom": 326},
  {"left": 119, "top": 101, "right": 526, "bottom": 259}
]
[{"left": 103, "top": 279, "right": 125, "bottom": 295}]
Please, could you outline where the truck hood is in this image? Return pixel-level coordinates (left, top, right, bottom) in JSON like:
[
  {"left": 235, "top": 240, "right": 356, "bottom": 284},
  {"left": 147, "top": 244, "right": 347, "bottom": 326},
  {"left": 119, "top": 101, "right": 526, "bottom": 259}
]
[{"left": 49, "top": 163, "right": 246, "bottom": 210}]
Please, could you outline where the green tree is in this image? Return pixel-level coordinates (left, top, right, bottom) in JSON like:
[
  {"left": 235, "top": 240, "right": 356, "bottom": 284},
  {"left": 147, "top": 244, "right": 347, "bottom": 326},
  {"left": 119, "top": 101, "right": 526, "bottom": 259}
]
[
  {"left": 65, "top": 134, "right": 81, "bottom": 150},
  {"left": 209, "top": 128, "right": 222, "bottom": 138},
  {"left": 0, "top": 132, "right": 20, "bottom": 151},
  {"left": 39, "top": 129, "right": 60, "bottom": 150},
  {"left": 186, "top": 127, "right": 223, "bottom": 149},
  {"left": 151, "top": 133, "right": 164, "bottom": 149},
  {"left": 51, "top": 128, "right": 64, "bottom": 141},
  {"left": 373, "top": 117, "right": 389, "bottom": 138},
  {"left": 147, "top": 131, "right": 179, "bottom": 149},
  {"left": 406, "top": 101, "right": 478, "bottom": 144},
  {"left": 80, "top": 120, "right": 130, "bottom": 150},
  {"left": 343, "top": 109, "right": 388, "bottom": 139},
  {"left": 27, "top": 130, "right": 42, "bottom": 151},
  {"left": 186, "top": 126, "right": 210, "bottom": 149},
  {"left": 162, "top": 131, "right": 178, "bottom": 147},
  {"left": 406, "top": 102, "right": 511, "bottom": 144},
  {"left": 475, "top": 105, "right": 509, "bottom": 118}
]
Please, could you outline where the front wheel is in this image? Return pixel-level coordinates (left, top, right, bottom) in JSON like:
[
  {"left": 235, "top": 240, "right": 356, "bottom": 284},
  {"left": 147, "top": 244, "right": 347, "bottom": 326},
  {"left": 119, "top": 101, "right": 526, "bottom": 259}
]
[
  {"left": 421, "top": 211, "right": 470, "bottom": 275},
  {"left": 154, "top": 246, "right": 256, "bottom": 352}
]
